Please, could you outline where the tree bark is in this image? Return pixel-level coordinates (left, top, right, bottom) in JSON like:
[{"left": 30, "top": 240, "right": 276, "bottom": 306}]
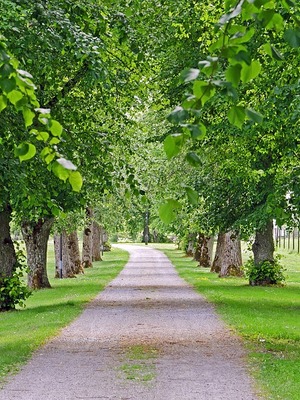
[
  {"left": 0, "top": 204, "right": 17, "bottom": 278},
  {"left": 186, "top": 232, "right": 196, "bottom": 257},
  {"left": 68, "top": 231, "right": 83, "bottom": 274},
  {"left": 143, "top": 210, "right": 150, "bottom": 244},
  {"left": 92, "top": 221, "right": 102, "bottom": 261},
  {"left": 82, "top": 207, "right": 93, "bottom": 268},
  {"left": 194, "top": 233, "right": 214, "bottom": 268},
  {"left": 250, "top": 220, "right": 275, "bottom": 285},
  {"left": 53, "top": 232, "right": 76, "bottom": 278},
  {"left": 252, "top": 220, "right": 274, "bottom": 265},
  {"left": 211, "top": 231, "right": 243, "bottom": 277},
  {"left": 21, "top": 218, "right": 54, "bottom": 289}
]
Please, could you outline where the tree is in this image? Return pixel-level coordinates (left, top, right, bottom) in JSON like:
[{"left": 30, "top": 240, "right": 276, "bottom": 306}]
[
  {"left": 194, "top": 234, "right": 214, "bottom": 268},
  {"left": 0, "top": 39, "right": 81, "bottom": 292},
  {"left": 1, "top": 0, "right": 145, "bottom": 291},
  {"left": 211, "top": 232, "right": 243, "bottom": 277},
  {"left": 165, "top": 0, "right": 300, "bottom": 284}
]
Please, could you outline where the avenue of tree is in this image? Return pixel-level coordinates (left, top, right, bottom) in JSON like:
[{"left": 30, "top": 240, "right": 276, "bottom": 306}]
[{"left": 0, "top": 0, "right": 299, "bottom": 309}]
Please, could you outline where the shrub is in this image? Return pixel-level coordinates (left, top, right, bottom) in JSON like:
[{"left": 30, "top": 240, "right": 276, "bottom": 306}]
[
  {"left": 244, "top": 256, "right": 286, "bottom": 286},
  {"left": 0, "top": 244, "right": 32, "bottom": 311}
]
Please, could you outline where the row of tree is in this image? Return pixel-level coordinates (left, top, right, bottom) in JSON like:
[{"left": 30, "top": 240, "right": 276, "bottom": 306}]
[
  {"left": 0, "top": 0, "right": 145, "bottom": 308},
  {"left": 106, "top": 0, "right": 300, "bottom": 284},
  {"left": 1, "top": 1, "right": 300, "bottom": 310}
]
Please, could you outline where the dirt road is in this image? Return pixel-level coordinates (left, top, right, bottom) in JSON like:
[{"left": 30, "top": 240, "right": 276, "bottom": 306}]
[{"left": 0, "top": 244, "right": 260, "bottom": 399}]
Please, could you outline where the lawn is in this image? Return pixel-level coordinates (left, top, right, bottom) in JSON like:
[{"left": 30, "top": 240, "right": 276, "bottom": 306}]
[
  {"left": 152, "top": 243, "right": 300, "bottom": 400},
  {"left": 0, "top": 245, "right": 129, "bottom": 386}
]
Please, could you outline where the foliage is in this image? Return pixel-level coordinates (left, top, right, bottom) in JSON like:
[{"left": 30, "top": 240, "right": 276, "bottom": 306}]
[
  {"left": 161, "top": 0, "right": 300, "bottom": 232},
  {"left": 0, "top": 244, "right": 31, "bottom": 311},
  {"left": 0, "top": 38, "right": 82, "bottom": 191},
  {"left": 244, "top": 256, "right": 286, "bottom": 286}
]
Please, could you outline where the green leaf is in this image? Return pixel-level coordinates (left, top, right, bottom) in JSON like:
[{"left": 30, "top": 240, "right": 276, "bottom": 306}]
[
  {"left": 225, "top": 64, "right": 242, "bottom": 87},
  {"left": 0, "top": 77, "right": 16, "bottom": 93},
  {"left": 284, "top": 29, "right": 300, "bottom": 48},
  {"left": 187, "top": 123, "right": 207, "bottom": 140},
  {"left": 186, "top": 152, "right": 201, "bottom": 167},
  {"left": 22, "top": 109, "right": 35, "bottom": 127},
  {"left": 219, "top": 2, "right": 243, "bottom": 25},
  {"left": 259, "top": 11, "right": 284, "bottom": 31},
  {"left": 185, "top": 187, "right": 199, "bottom": 205},
  {"left": 45, "top": 153, "right": 56, "bottom": 164},
  {"left": 270, "top": 45, "right": 284, "bottom": 61},
  {"left": 246, "top": 108, "right": 264, "bottom": 124},
  {"left": 231, "top": 27, "right": 255, "bottom": 44},
  {"left": 193, "top": 81, "right": 216, "bottom": 105},
  {"left": 241, "top": 60, "right": 261, "bottom": 83},
  {"left": 49, "top": 137, "right": 60, "bottom": 145},
  {"left": 7, "top": 90, "right": 23, "bottom": 105},
  {"left": 262, "top": 43, "right": 284, "bottom": 60},
  {"left": 228, "top": 106, "right": 246, "bottom": 128},
  {"left": 36, "top": 131, "right": 49, "bottom": 141},
  {"left": 0, "top": 63, "right": 14, "bottom": 78},
  {"left": 14, "top": 142, "right": 36, "bottom": 161},
  {"left": 40, "top": 147, "right": 51, "bottom": 158},
  {"left": 0, "top": 95, "right": 7, "bottom": 112},
  {"left": 51, "top": 161, "right": 69, "bottom": 182},
  {"left": 159, "top": 199, "right": 181, "bottom": 224},
  {"left": 167, "top": 106, "right": 189, "bottom": 124},
  {"left": 262, "top": 42, "right": 272, "bottom": 57},
  {"left": 68, "top": 170, "right": 83, "bottom": 192},
  {"left": 164, "top": 135, "right": 181, "bottom": 159},
  {"left": 49, "top": 120, "right": 63, "bottom": 137},
  {"left": 233, "top": 50, "right": 251, "bottom": 65}
]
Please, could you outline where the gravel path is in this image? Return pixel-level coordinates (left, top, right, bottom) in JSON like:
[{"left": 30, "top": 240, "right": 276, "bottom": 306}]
[{"left": 0, "top": 245, "right": 260, "bottom": 400}]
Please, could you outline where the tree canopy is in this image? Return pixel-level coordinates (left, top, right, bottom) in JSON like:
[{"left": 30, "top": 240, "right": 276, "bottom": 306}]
[{"left": 1, "top": 0, "right": 300, "bottom": 296}]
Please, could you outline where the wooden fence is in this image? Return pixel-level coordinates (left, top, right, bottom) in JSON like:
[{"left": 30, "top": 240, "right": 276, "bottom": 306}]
[{"left": 274, "top": 226, "right": 300, "bottom": 253}]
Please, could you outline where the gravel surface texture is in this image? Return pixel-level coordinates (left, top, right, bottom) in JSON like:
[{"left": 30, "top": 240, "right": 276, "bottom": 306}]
[{"left": 0, "top": 244, "right": 261, "bottom": 400}]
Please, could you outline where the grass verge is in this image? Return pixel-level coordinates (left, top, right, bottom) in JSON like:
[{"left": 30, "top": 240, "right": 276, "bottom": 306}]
[
  {"left": 0, "top": 246, "right": 128, "bottom": 386},
  {"left": 152, "top": 243, "right": 300, "bottom": 400}
]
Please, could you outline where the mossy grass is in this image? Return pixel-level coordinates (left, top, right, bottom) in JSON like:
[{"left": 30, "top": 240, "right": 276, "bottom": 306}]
[
  {"left": 0, "top": 246, "right": 129, "bottom": 385},
  {"left": 118, "top": 344, "right": 158, "bottom": 383},
  {"left": 152, "top": 243, "right": 300, "bottom": 400}
]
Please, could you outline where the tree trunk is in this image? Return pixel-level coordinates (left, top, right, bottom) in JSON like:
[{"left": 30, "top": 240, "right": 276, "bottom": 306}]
[
  {"left": 53, "top": 232, "right": 76, "bottom": 278},
  {"left": 68, "top": 231, "right": 83, "bottom": 274},
  {"left": 252, "top": 220, "right": 274, "bottom": 265},
  {"left": 251, "top": 220, "right": 275, "bottom": 285},
  {"left": 152, "top": 230, "right": 159, "bottom": 243},
  {"left": 0, "top": 204, "right": 17, "bottom": 278},
  {"left": 194, "top": 233, "right": 214, "bottom": 268},
  {"left": 21, "top": 218, "right": 54, "bottom": 289},
  {"left": 82, "top": 207, "right": 93, "bottom": 268},
  {"left": 92, "top": 221, "right": 102, "bottom": 261},
  {"left": 211, "top": 231, "right": 243, "bottom": 277},
  {"left": 143, "top": 210, "right": 150, "bottom": 245},
  {"left": 186, "top": 232, "right": 196, "bottom": 257}
]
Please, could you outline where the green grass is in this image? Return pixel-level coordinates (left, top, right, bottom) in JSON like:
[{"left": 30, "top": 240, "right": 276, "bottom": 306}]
[
  {"left": 152, "top": 243, "right": 300, "bottom": 400},
  {"left": 0, "top": 246, "right": 129, "bottom": 386}
]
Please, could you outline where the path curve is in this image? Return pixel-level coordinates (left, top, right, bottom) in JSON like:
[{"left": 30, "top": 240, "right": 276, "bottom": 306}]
[{"left": 0, "top": 245, "right": 260, "bottom": 400}]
